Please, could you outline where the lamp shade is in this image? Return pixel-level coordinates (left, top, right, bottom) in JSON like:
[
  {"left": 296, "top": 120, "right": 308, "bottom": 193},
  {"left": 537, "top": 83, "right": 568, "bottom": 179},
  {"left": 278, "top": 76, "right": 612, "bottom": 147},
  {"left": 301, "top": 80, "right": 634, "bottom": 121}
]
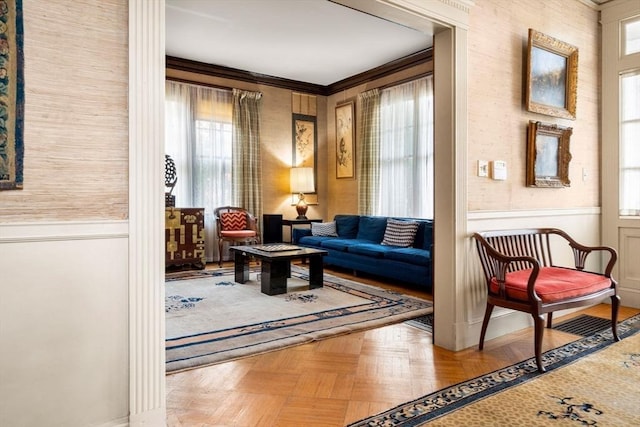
[{"left": 290, "top": 167, "right": 314, "bottom": 193}]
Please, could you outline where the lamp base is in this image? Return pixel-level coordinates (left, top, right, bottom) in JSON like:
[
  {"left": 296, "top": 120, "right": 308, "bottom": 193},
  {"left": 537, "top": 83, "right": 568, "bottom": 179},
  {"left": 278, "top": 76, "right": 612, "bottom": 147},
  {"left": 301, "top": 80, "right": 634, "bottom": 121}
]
[{"left": 296, "top": 193, "right": 308, "bottom": 220}]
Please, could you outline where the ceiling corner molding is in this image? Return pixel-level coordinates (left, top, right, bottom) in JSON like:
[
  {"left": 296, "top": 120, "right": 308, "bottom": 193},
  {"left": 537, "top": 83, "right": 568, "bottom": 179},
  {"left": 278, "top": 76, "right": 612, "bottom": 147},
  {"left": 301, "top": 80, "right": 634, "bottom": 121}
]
[
  {"left": 167, "top": 48, "right": 433, "bottom": 96},
  {"left": 327, "top": 48, "right": 433, "bottom": 94},
  {"left": 166, "top": 56, "right": 327, "bottom": 95}
]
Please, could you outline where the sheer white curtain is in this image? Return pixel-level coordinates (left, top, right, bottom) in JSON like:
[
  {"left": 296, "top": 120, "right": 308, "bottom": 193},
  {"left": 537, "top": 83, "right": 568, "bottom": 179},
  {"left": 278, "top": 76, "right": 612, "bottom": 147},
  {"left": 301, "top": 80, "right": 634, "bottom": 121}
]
[
  {"left": 377, "top": 76, "right": 434, "bottom": 218},
  {"left": 165, "top": 81, "right": 233, "bottom": 262}
]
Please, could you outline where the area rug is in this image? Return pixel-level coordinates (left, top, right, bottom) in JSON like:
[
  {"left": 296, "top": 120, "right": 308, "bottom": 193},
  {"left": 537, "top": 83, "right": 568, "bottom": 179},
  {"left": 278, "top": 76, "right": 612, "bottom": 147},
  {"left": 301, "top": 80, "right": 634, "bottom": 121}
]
[
  {"left": 350, "top": 313, "right": 640, "bottom": 426},
  {"left": 165, "top": 265, "right": 433, "bottom": 373}
]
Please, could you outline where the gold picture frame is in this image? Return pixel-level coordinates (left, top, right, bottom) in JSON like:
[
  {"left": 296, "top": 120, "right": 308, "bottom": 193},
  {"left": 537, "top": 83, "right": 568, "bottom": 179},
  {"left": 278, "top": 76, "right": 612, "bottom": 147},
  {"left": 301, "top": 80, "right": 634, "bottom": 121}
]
[
  {"left": 525, "top": 29, "right": 578, "bottom": 120},
  {"left": 526, "top": 121, "right": 573, "bottom": 188},
  {"left": 335, "top": 101, "right": 355, "bottom": 179}
]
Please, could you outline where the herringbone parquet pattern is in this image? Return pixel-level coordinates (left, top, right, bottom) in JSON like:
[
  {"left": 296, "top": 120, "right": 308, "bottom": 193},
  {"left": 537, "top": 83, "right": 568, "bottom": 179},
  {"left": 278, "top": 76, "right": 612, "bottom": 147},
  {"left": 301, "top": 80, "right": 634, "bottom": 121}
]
[{"left": 166, "top": 263, "right": 638, "bottom": 427}]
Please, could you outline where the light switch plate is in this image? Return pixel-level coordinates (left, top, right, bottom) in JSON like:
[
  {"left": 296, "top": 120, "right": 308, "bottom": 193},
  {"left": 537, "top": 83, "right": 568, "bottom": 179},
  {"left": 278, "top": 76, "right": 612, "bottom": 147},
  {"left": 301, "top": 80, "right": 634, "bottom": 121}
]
[{"left": 478, "top": 160, "right": 489, "bottom": 177}]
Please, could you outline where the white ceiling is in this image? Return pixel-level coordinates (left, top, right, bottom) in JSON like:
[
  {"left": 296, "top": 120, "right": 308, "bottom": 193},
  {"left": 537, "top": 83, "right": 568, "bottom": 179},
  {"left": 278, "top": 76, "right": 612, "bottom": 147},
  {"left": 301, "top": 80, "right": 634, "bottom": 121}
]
[{"left": 165, "top": 0, "right": 433, "bottom": 86}]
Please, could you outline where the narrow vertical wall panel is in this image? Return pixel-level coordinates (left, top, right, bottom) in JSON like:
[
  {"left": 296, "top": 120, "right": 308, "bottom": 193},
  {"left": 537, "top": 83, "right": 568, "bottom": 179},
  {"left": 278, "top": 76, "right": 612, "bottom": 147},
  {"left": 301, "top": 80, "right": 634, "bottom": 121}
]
[{"left": 129, "top": 0, "right": 166, "bottom": 425}]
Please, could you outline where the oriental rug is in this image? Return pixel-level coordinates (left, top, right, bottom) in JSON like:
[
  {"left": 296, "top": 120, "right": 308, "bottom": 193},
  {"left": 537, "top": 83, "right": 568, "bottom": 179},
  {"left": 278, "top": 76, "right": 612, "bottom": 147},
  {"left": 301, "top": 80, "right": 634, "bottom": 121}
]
[
  {"left": 165, "top": 265, "right": 433, "bottom": 373},
  {"left": 350, "top": 313, "right": 640, "bottom": 426}
]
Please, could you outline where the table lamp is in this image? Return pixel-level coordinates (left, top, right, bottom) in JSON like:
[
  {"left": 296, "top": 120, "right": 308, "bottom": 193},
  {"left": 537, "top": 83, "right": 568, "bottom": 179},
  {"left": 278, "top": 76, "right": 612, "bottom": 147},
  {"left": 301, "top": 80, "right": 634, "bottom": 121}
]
[{"left": 290, "top": 167, "right": 314, "bottom": 219}]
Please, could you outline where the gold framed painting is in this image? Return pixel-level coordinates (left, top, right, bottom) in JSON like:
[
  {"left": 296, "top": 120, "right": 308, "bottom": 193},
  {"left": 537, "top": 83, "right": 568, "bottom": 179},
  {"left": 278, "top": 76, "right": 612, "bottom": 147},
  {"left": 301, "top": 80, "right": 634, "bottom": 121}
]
[
  {"left": 525, "top": 29, "right": 578, "bottom": 120},
  {"left": 335, "top": 101, "right": 355, "bottom": 179},
  {"left": 526, "top": 121, "right": 573, "bottom": 188}
]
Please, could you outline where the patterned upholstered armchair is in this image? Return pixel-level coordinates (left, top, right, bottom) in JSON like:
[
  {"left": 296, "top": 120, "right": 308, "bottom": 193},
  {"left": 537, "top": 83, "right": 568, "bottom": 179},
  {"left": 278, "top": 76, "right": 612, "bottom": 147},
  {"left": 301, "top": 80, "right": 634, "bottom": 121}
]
[{"left": 214, "top": 206, "right": 260, "bottom": 267}]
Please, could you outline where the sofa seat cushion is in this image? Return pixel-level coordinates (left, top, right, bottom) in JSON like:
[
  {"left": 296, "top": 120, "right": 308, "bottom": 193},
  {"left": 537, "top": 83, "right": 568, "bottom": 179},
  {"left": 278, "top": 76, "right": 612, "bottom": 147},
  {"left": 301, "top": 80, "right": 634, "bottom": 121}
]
[
  {"left": 348, "top": 243, "right": 395, "bottom": 258},
  {"left": 384, "top": 247, "right": 431, "bottom": 266},
  {"left": 298, "top": 235, "right": 335, "bottom": 247},
  {"left": 321, "top": 238, "right": 371, "bottom": 251},
  {"left": 220, "top": 230, "right": 256, "bottom": 238},
  {"left": 490, "top": 267, "right": 612, "bottom": 303}
]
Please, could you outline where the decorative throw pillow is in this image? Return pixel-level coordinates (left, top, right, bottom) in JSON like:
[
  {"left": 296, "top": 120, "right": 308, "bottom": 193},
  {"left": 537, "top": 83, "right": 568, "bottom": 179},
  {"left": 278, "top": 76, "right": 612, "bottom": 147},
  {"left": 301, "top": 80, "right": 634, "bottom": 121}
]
[
  {"left": 381, "top": 218, "right": 419, "bottom": 247},
  {"left": 220, "top": 212, "right": 247, "bottom": 231},
  {"left": 311, "top": 221, "right": 338, "bottom": 237}
]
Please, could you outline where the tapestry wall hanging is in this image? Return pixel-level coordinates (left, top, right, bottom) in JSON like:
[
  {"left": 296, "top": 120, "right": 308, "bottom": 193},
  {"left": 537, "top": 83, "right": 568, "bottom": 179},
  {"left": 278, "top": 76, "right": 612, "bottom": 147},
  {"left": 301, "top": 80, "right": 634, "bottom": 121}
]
[{"left": 0, "top": 0, "right": 24, "bottom": 190}]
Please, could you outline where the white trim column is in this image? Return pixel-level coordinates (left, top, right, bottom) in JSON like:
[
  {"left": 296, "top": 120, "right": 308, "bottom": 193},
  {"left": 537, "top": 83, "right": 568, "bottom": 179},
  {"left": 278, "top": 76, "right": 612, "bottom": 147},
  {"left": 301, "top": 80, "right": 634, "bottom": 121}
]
[{"left": 129, "top": 0, "right": 166, "bottom": 425}]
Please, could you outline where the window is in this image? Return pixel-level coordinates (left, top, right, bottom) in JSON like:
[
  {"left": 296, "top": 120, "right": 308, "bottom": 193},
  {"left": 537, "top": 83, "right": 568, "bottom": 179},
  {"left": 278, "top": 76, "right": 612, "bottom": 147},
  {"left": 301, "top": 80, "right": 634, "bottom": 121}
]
[
  {"left": 165, "top": 81, "right": 233, "bottom": 260},
  {"left": 622, "top": 17, "right": 640, "bottom": 55},
  {"left": 620, "top": 71, "right": 640, "bottom": 216},
  {"left": 376, "top": 77, "right": 434, "bottom": 218}
]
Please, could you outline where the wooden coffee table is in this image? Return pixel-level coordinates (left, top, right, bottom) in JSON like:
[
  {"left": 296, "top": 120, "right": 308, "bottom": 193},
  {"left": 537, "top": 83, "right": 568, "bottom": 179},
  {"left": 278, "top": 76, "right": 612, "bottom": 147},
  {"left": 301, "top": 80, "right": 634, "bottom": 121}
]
[{"left": 229, "top": 244, "right": 328, "bottom": 295}]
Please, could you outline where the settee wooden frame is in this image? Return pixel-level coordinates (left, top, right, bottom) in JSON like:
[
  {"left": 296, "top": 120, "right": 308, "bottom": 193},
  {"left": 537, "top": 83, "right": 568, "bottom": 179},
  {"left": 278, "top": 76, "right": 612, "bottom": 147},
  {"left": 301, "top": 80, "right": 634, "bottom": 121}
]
[{"left": 473, "top": 228, "right": 620, "bottom": 372}]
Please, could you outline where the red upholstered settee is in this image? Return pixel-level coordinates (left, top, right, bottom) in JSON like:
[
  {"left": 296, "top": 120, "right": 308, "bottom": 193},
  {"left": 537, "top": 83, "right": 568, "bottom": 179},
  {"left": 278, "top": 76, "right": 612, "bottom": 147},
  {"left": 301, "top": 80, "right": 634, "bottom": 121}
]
[{"left": 473, "top": 228, "right": 620, "bottom": 372}]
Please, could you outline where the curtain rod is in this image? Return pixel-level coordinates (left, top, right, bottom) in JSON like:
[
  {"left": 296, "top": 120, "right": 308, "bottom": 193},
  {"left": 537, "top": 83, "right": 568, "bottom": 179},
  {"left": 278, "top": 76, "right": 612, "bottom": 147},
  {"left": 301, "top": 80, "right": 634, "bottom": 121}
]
[{"left": 166, "top": 76, "right": 235, "bottom": 92}]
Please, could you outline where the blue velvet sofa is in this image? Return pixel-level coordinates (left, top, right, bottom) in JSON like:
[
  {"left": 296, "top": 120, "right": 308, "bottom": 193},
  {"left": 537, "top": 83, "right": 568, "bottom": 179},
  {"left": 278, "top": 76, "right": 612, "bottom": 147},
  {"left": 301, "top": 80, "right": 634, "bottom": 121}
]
[{"left": 293, "top": 214, "right": 433, "bottom": 290}]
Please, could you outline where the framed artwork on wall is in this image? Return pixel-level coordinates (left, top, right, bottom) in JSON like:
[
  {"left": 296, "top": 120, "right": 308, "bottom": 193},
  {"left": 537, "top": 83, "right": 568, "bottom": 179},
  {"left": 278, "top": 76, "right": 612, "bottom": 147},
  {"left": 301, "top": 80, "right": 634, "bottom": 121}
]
[
  {"left": 525, "top": 29, "right": 578, "bottom": 120},
  {"left": 292, "top": 113, "right": 317, "bottom": 193},
  {"left": 335, "top": 101, "right": 355, "bottom": 179},
  {"left": 526, "top": 120, "right": 573, "bottom": 188}
]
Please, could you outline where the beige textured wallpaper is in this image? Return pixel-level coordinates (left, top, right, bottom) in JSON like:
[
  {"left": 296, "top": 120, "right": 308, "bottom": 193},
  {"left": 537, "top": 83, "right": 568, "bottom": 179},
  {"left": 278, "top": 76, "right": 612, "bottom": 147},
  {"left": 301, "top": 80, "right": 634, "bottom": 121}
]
[
  {"left": 467, "top": 0, "right": 600, "bottom": 211},
  {"left": 0, "top": 0, "right": 129, "bottom": 222}
]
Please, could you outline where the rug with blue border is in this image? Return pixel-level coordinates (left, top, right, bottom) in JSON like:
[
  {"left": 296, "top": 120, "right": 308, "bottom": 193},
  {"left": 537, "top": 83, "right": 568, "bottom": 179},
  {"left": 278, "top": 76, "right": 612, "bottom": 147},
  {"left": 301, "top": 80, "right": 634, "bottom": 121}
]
[
  {"left": 165, "top": 265, "right": 433, "bottom": 373},
  {"left": 349, "top": 312, "right": 640, "bottom": 426}
]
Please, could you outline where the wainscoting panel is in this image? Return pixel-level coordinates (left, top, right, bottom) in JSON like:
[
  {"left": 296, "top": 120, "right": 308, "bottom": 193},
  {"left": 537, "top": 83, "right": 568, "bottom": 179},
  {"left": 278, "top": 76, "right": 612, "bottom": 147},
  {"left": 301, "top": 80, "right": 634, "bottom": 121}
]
[
  {"left": 619, "top": 227, "right": 640, "bottom": 308},
  {"left": 0, "top": 221, "right": 129, "bottom": 427}
]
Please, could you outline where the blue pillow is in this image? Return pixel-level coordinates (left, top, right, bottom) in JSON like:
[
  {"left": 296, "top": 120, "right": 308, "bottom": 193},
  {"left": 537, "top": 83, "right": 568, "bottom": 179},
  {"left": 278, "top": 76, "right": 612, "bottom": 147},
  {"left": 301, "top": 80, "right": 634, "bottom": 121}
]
[
  {"left": 334, "top": 215, "right": 360, "bottom": 238},
  {"left": 356, "top": 216, "right": 388, "bottom": 242}
]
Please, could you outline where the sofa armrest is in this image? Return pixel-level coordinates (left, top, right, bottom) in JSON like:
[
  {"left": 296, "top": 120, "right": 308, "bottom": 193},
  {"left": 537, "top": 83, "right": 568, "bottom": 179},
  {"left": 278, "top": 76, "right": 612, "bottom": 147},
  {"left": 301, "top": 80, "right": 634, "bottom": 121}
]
[{"left": 292, "top": 228, "right": 312, "bottom": 244}]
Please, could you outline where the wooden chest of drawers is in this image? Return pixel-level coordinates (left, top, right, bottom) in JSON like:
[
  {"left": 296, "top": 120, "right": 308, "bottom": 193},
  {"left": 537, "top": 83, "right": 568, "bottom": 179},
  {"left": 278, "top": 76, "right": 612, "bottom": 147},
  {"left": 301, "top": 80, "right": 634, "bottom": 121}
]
[{"left": 165, "top": 207, "right": 206, "bottom": 269}]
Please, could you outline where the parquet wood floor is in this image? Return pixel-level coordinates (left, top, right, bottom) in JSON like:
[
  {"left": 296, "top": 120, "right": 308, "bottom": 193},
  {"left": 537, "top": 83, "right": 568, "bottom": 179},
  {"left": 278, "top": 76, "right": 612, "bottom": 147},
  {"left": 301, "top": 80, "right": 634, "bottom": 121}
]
[{"left": 166, "top": 263, "right": 638, "bottom": 427}]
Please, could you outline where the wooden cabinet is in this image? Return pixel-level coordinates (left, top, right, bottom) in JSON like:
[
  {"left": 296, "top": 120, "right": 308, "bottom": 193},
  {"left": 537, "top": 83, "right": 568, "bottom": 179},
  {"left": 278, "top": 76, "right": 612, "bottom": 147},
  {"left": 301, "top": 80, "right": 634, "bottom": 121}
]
[{"left": 165, "top": 207, "right": 206, "bottom": 269}]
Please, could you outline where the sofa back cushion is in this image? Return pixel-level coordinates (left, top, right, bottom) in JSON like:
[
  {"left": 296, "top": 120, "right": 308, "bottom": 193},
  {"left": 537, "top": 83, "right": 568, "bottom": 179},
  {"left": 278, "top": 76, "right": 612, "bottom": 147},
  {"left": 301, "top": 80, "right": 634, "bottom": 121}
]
[
  {"left": 413, "top": 219, "right": 434, "bottom": 250},
  {"left": 356, "top": 216, "right": 388, "bottom": 242},
  {"left": 334, "top": 215, "right": 360, "bottom": 238}
]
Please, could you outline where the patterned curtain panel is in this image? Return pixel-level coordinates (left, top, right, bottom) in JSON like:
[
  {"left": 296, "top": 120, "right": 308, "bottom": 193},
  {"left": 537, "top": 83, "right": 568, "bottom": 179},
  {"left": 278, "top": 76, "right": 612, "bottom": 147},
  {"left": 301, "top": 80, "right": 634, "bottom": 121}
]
[
  {"left": 0, "top": 0, "right": 24, "bottom": 190},
  {"left": 357, "top": 89, "right": 380, "bottom": 215},
  {"left": 232, "top": 89, "right": 263, "bottom": 225}
]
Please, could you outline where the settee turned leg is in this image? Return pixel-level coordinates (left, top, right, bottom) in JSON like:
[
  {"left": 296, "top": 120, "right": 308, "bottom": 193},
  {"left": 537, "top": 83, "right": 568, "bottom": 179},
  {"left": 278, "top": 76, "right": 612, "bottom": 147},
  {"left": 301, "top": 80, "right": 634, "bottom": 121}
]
[
  {"left": 478, "top": 303, "right": 494, "bottom": 350},
  {"left": 533, "top": 314, "right": 546, "bottom": 373},
  {"left": 611, "top": 294, "right": 621, "bottom": 342}
]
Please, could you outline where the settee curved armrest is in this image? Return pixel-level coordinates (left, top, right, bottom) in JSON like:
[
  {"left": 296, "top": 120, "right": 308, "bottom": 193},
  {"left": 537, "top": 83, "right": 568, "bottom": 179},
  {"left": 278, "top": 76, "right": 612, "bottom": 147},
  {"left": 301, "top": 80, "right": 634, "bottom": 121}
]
[{"left": 549, "top": 228, "right": 618, "bottom": 276}]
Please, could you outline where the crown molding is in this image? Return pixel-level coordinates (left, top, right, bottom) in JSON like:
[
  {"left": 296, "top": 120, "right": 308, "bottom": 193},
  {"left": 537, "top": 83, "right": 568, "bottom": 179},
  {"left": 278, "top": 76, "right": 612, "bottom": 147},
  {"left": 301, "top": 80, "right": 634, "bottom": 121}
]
[{"left": 166, "top": 47, "right": 432, "bottom": 96}]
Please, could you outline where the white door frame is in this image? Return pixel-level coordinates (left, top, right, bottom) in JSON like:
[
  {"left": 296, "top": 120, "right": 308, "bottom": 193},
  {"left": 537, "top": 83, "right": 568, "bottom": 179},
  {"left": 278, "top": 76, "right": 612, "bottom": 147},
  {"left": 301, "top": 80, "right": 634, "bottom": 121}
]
[{"left": 127, "top": 0, "right": 472, "bottom": 423}]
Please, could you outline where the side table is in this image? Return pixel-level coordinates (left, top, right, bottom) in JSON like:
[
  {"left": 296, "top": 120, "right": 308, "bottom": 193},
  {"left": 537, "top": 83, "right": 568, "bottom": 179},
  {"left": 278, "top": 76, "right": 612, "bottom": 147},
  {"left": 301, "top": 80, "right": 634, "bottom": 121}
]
[{"left": 282, "top": 218, "right": 322, "bottom": 243}]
